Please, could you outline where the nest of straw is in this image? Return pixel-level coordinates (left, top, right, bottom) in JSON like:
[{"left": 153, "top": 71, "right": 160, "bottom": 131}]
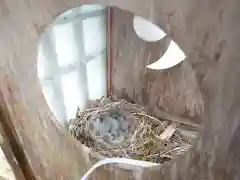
[{"left": 68, "top": 97, "right": 192, "bottom": 164}]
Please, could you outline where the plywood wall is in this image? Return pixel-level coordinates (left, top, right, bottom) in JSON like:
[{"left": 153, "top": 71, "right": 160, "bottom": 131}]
[
  {"left": 110, "top": 7, "right": 204, "bottom": 126},
  {"left": 2, "top": 0, "right": 240, "bottom": 179}
]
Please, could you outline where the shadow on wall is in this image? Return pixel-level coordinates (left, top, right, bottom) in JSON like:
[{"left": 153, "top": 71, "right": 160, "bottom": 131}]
[{"left": 37, "top": 4, "right": 186, "bottom": 128}]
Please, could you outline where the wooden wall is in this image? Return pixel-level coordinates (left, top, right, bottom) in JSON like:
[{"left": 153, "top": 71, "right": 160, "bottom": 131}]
[
  {"left": 1, "top": 0, "right": 240, "bottom": 179},
  {"left": 110, "top": 7, "right": 204, "bottom": 126}
]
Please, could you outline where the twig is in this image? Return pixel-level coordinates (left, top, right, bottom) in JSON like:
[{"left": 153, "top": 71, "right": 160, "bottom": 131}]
[
  {"left": 70, "top": 97, "right": 194, "bottom": 164},
  {"left": 131, "top": 112, "right": 166, "bottom": 129},
  {"left": 161, "top": 145, "right": 191, "bottom": 156},
  {"left": 158, "top": 122, "right": 180, "bottom": 141}
]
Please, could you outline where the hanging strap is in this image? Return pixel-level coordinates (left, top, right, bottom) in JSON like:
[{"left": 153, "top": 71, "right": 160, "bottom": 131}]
[{"left": 81, "top": 158, "right": 159, "bottom": 180}]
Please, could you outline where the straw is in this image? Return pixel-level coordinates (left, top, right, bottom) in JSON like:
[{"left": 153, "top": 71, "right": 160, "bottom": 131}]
[{"left": 68, "top": 97, "right": 193, "bottom": 164}]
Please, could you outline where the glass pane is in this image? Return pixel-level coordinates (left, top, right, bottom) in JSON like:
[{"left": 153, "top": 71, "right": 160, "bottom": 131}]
[
  {"left": 56, "top": 5, "right": 106, "bottom": 21},
  {"left": 80, "top": 4, "right": 106, "bottom": 13},
  {"left": 86, "top": 53, "right": 107, "bottom": 100},
  {"left": 83, "top": 16, "right": 106, "bottom": 56},
  {"left": 61, "top": 71, "right": 87, "bottom": 120},
  {"left": 38, "top": 5, "right": 108, "bottom": 127},
  {"left": 53, "top": 23, "right": 79, "bottom": 68},
  {"left": 41, "top": 80, "right": 67, "bottom": 125}
]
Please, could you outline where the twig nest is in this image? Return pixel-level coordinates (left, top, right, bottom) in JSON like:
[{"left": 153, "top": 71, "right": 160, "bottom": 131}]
[{"left": 68, "top": 97, "right": 193, "bottom": 164}]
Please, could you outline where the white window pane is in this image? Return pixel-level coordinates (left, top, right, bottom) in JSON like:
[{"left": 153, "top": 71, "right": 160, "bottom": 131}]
[
  {"left": 53, "top": 23, "right": 79, "bottom": 68},
  {"left": 83, "top": 16, "right": 106, "bottom": 56},
  {"left": 86, "top": 53, "right": 107, "bottom": 100},
  {"left": 37, "top": 43, "right": 45, "bottom": 79},
  {"left": 57, "top": 5, "right": 105, "bottom": 21},
  {"left": 80, "top": 4, "right": 106, "bottom": 13},
  {"left": 61, "top": 71, "right": 87, "bottom": 120},
  {"left": 41, "top": 81, "right": 66, "bottom": 125},
  {"left": 38, "top": 36, "right": 59, "bottom": 80}
]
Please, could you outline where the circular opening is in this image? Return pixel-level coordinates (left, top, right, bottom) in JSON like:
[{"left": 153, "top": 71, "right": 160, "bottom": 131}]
[
  {"left": 37, "top": 5, "right": 201, "bottom": 169},
  {"left": 37, "top": 4, "right": 108, "bottom": 128}
]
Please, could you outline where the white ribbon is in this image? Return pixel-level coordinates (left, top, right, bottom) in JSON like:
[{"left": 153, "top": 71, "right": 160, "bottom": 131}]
[{"left": 81, "top": 158, "right": 159, "bottom": 180}]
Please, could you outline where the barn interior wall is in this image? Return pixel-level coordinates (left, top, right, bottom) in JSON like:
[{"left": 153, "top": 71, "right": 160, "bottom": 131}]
[{"left": 110, "top": 7, "right": 204, "bottom": 125}]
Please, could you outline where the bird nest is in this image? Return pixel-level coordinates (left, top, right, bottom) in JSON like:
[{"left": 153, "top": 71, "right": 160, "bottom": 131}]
[{"left": 68, "top": 97, "right": 193, "bottom": 164}]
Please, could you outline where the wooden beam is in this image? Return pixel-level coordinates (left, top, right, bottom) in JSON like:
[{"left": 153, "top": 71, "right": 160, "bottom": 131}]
[
  {"left": 107, "top": 6, "right": 113, "bottom": 96},
  {"left": 0, "top": 101, "right": 30, "bottom": 180}
]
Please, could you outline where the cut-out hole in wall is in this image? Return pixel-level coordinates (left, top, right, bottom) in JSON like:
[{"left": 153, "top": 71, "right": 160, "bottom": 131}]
[
  {"left": 133, "top": 15, "right": 166, "bottom": 42},
  {"left": 147, "top": 40, "right": 186, "bottom": 70},
  {"left": 133, "top": 15, "right": 186, "bottom": 69},
  {"left": 37, "top": 4, "right": 107, "bottom": 127}
]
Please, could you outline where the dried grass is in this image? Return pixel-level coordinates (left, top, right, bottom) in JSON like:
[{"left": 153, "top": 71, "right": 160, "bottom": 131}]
[{"left": 68, "top": 97, "right": 193, "bottom": 164}]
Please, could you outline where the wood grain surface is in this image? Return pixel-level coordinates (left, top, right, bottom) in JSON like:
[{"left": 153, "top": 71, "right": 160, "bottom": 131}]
[
  {"left": 0, "top": 0, "right": 240, "bottom": 179},
  {"left": 110, "top": 7, "right": 204, "bottom": 126}
]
